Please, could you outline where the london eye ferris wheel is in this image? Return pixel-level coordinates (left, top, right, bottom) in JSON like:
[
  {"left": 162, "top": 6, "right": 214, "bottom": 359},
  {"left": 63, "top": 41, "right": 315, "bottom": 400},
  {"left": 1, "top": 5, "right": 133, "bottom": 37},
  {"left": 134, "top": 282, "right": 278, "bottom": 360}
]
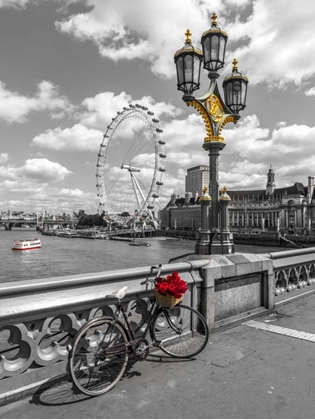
[{"left": 96, "top": 104, "right": 166, "bottom": 228}]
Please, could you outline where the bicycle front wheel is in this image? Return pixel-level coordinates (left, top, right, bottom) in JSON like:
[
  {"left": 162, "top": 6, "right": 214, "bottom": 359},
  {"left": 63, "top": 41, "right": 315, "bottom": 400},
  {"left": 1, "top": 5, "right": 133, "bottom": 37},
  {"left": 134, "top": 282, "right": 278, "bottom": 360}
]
[
  {"left": 69, "top": 317, "right": 129, "bottom": 396},
  {"left": 151, "top": 304, "right": 209, "bottom": 358}
]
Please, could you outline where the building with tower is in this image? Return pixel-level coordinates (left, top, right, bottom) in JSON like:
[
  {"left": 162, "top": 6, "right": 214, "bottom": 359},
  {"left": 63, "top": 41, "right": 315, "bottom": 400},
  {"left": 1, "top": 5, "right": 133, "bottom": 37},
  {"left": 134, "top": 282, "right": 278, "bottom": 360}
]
[
  {"left": 266, "top": 165, "right": 276, "bottom": 196},
  {"left": 159, "top": 166, "right": 315, "bottom": 235}
]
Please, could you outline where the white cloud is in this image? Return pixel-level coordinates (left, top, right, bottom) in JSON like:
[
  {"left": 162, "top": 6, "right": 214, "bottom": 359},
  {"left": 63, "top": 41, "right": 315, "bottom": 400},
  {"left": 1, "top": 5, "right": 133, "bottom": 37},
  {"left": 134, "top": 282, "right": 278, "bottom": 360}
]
[
  {"left": 31, "top": 124, "right": 103, "bottom": 152},
  {"left": 20, "top": 158, "right": 72, "bottom": 182},
  {"left": 55, "top": 0, "right": 248, "bottom": 79},
  {"left": 209, "top": 114, "right": 315, "bottom": 190},
  {"left": 305, "top": 87, "right": 315, "bottom": 97},
  {"left": 58, "top": 188, "right": 84, "bottom": 197},
  {"left": 0, "top": 0, "right": 36, "bottom": 8},
  {"left": 0, "top": 80, "right": 73, "bottom": 123},
  {"left": 80, "top": 91, "right": 181, "bottom": 130},
  {"left": 53, "top": 0, "right": 315, "bottom": 89},
  {"left": 162, "top": 113, "right": 206, "bottom": 149},
  {"left": 0, "top": 158, "right": 72, "bottom": 183},
  {"left": 32, "top": 91, "right": 182, "bottom": 152},
  {"left": 224, "top": 0, "right": 315, "bottom": 87},
  {"left": 0, "top": 153, "right": 9, "bottom": 163}
]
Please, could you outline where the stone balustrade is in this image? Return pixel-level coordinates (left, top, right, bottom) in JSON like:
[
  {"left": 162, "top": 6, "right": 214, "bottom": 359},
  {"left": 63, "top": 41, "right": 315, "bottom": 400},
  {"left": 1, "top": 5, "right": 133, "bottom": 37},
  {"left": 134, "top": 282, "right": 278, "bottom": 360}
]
[{"left": 269, "top": 248, "right": 315, "bottom": 303}]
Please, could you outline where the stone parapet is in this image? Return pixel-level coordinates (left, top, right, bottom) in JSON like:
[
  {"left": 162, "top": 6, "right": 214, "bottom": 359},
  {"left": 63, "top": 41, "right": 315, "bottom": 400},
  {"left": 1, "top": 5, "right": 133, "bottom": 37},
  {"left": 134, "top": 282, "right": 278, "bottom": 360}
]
[
  {"left": 0, "top": 261, "right": 206, "bottom": 404},
  {"left": 2, "top": 248, "right": 315, "bottom": 404}
]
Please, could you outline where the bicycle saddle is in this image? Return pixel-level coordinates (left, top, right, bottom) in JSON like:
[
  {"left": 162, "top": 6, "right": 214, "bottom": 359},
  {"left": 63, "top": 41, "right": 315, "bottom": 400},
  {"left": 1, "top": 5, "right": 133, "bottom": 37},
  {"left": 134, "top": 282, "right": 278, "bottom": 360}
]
[{"left": 106, "top": 285, "right": 128, "bottom": 300}]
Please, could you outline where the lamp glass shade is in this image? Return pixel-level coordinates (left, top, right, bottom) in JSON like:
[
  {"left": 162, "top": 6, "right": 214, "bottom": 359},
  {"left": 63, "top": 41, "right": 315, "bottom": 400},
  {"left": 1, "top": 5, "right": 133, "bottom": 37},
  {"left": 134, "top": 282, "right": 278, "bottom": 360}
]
[
  {"left": 201, "top": 32, "right": 227, "bottom": 72},
  {"left": 223, "top": 77, "right": 248, "bottom": 113},
  {"left": 175, "top": 52, "right": 202, "bottom": 94}
]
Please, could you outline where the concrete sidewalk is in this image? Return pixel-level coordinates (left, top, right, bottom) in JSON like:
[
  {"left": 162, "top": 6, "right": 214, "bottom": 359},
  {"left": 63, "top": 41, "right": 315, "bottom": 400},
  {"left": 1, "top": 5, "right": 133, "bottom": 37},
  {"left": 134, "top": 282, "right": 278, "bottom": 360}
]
[{"left": 2, "top": 294, "right": 315, "bottom": 419}]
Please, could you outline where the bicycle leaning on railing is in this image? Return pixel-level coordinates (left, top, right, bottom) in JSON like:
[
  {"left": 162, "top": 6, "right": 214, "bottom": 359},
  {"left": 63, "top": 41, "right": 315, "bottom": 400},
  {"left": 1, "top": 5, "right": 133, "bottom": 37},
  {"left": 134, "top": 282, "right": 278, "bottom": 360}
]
[{"left": 67, "top": 264, "right": 209, "bottom": 396}]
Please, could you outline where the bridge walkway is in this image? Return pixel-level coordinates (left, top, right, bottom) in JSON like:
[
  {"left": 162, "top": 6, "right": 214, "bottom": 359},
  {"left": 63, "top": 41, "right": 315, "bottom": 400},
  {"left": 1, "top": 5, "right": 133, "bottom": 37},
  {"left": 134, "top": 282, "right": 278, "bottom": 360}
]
[{"left": 2, "top": 292, "right": 315, "bottom": 418}]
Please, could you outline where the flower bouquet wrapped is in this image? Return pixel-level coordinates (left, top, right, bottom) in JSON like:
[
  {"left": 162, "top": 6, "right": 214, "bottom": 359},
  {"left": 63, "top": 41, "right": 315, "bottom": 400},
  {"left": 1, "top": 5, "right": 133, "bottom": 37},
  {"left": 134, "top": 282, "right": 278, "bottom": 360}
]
[{"left": 154, "top": 272, "right": 188, "bottom": 308}]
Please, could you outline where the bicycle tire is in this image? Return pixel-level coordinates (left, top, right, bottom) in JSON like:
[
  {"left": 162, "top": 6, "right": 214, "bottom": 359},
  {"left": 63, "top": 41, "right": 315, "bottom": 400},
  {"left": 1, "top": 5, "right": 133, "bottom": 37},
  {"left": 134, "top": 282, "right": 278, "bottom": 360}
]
[
  {"left": 69, "top": 316, "right": 129, "bottom": 396},
  {"left": 151, "top": 304, "right": 209, "bottom": 358}
]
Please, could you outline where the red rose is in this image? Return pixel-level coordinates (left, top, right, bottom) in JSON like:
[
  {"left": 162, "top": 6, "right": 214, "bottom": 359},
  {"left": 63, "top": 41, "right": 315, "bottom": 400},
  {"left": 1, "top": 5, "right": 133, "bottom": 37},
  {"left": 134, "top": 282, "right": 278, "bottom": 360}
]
[{"left": 155, "top": 272, "right": 187, "bottom": 298}]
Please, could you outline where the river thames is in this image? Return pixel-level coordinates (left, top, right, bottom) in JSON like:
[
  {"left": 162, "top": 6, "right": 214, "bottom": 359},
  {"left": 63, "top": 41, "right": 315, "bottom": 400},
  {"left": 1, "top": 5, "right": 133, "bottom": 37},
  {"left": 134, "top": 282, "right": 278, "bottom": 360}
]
[{"left": 0, "top": 228, "right": 283, "bottom": 283}]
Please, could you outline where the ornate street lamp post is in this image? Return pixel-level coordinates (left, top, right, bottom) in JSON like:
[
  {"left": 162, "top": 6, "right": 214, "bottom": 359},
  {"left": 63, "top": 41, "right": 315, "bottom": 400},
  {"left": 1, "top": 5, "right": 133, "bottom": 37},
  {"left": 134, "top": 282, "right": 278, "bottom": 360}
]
[{"left": 174, "top": 13, "right": 248, "bottom": 255}]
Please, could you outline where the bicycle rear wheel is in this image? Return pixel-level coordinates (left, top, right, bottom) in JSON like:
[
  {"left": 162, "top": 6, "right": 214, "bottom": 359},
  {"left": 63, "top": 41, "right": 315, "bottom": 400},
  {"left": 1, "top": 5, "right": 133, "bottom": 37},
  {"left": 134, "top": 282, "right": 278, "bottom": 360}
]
[
  {"left": 151, "top": 304, "right": 209, "bottom": 358},
  {"left": 69, "top": 317, "right": 128, "bottom": 396}
]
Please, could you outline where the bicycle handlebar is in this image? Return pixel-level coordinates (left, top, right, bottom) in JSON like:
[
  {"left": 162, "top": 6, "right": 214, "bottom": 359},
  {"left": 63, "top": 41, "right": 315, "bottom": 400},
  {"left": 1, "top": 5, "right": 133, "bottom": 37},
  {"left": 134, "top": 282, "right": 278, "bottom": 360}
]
[{"left": 140, "top": 264, "right": 162, "bottom": 285}]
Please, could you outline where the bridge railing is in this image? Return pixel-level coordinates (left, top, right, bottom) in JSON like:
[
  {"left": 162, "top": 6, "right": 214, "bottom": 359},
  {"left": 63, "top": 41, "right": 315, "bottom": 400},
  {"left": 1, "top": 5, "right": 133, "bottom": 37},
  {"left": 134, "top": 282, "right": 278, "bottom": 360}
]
[
  {"left": 0, "top": 261, "right": 208, "bottom": 403},
  {"left": 268, "top": 247, "right": 315, "bottom": 303},
  {"left": 3, "top": 248, "right": 315, "bottom": 404}
]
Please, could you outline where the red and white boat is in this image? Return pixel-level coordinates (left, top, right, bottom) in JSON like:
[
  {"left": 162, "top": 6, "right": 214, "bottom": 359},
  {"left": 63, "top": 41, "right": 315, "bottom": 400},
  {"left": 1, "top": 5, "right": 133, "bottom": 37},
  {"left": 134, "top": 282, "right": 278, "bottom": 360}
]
[{"left": 12, "top": 238, "right": 41, "bottom": 251}]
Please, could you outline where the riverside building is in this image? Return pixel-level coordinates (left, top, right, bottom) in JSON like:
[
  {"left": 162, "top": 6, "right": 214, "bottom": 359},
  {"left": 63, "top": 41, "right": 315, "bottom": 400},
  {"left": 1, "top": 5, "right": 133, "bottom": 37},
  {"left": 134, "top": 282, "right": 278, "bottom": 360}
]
[{"left": 159, "top": 166, "right": 315, "bottom": 234}]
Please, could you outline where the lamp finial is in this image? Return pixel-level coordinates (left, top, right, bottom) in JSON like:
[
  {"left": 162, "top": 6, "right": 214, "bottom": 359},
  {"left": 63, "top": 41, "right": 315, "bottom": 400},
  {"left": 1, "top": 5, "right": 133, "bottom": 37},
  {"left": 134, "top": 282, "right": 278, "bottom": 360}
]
[
  {"left": 185, "top": 29, "right": 192, "bottom": 44},
  {"left": 232, "top": 58, "right": 238, "bottom": 71},
  {"left": 219, "top": 186, "right": 227, "bottom": 195},
  {"left": 211, "top": 12, "right": 218, "bottom": 26}
]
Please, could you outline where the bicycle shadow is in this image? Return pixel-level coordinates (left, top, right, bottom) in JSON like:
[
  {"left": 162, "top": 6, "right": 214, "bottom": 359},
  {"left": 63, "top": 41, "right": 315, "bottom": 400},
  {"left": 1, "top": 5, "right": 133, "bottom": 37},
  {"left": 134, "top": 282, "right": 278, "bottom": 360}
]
[
  {"left": 29, "top": 355, "right": 194, "bottom": 407},
  {"left": 30, "top": 374, "right": 89, "bottom": 406},
  {"left": 29, "top": 363, "right": 142, "bottom": 407}
]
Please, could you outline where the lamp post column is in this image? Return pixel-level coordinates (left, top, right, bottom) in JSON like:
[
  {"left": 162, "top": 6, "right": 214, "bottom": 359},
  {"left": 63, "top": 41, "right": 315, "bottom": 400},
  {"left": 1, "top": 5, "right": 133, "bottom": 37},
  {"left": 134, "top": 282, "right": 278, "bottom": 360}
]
[
  {"left": 204, "top": 142, "right": 226, "bottom": 232},
  {"left": 219, "top": 187, "right": 234, "bottom": 254},
  {"left": 203, "top": 141, "right": 225, "bottom": 253},
  {"left": 195, "top": 187, "right": 211, "bottom": 254}
]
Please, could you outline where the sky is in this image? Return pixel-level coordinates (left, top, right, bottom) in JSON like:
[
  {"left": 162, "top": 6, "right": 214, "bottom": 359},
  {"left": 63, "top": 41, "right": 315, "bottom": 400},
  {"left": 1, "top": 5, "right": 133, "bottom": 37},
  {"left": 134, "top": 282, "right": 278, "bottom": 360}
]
[{"left": 1, "top": 0, "right": 315, "bottom": 216}]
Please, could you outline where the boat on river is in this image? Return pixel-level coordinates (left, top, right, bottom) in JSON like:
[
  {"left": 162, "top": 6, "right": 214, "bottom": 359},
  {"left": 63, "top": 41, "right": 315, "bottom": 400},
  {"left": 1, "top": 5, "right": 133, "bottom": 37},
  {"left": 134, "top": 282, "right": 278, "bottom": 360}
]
[
  {"left": 12, "top": 238, "right": 41, "bottom": 251},
  {"left": 56, "top": 230, "right": 78, "bottom": 238},
  {"left": 129, "top": 242, "right": 151, "bottom": 247}
]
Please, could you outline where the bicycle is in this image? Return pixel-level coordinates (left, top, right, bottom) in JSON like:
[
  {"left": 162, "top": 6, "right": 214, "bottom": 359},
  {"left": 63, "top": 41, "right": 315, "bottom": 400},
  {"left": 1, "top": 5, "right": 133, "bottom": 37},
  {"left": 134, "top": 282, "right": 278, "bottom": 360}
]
[{"left": 68, "top": 264, "right": 209, "bottom": 396}]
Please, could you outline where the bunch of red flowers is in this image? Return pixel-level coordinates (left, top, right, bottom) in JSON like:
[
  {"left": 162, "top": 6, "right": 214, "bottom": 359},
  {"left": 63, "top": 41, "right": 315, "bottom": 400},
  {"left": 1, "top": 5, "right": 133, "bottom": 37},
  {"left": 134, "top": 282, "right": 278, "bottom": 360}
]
[{"left": 154, "top": 272, "right": 188, "bottom": 299}]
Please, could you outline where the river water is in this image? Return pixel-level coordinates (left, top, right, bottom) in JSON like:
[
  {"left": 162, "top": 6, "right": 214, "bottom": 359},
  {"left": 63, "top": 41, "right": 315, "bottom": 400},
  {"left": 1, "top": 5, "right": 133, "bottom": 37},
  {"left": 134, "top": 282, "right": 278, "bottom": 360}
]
[{"left": 0, "top": 228, "right": 282, "bottom": 283}]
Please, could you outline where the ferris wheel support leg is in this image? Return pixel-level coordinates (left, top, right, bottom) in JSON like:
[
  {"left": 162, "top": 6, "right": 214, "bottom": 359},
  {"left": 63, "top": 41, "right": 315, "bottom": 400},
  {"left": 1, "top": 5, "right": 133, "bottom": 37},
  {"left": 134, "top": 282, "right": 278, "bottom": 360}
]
[
  {"left": 132, "top": 174, "right": 156, "bottom": 228},
  {"left": 130, "top": 172, "right": 142, "bottom": 210},
  {"left": 148, "top": 209, "right": 155, "bottom": 227},
  {"left": 132, "top": 173, "right": 147, "bottom": 207}
]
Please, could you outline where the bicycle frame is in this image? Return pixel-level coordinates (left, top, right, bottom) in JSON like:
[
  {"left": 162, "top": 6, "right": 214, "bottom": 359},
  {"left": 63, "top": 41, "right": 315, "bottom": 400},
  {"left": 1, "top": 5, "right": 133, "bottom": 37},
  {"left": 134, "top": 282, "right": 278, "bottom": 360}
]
[
  {"left": 116, "top": 298, "right": 185, "bottom": 348},
  {"left": 115, "top": 296, "right": 158, "bottom": 342}
]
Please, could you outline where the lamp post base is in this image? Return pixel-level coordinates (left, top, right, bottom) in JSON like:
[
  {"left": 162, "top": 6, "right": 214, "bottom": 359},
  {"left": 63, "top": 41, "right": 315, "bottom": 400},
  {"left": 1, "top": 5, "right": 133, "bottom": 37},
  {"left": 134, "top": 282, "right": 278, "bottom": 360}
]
[
  {"left": 195, "top": 228, "right": 211, "bottom": 254},
  {"left": 195, "top": 229, "right": 235, "bottom": 255},
  {"left": 220, "top": 229, "right": 235, "bottom": 254}
]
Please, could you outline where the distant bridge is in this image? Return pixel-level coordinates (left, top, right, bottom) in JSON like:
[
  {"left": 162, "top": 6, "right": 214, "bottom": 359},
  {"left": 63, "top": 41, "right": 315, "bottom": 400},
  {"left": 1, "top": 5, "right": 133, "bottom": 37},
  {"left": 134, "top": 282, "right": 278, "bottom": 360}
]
[{"left": 0, "top": 219, "right": 75, "bottom": 230}]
